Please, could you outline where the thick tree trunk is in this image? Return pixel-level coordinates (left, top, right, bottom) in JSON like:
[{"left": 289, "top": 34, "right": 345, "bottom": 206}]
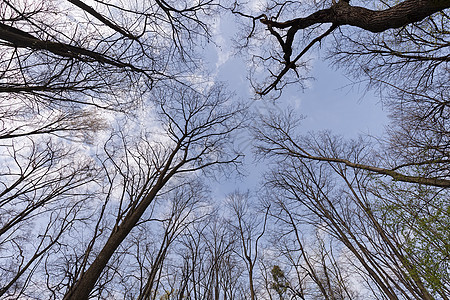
[
  {"left": 262, "top": 0, "right": 450, "bottom": 33},
  {"left": 63, "top": 186, "right": 162, "bottom": 300},
  {"left": 63, "top": 147, "right": 183, "bottom": 300}
]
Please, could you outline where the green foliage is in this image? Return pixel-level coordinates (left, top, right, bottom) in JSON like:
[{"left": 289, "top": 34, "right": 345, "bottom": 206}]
[
  {"left": 375, "top": 184, "right": 450, "bottom": 297},
  {"left": 271, "top": 265, "right": 289, "bottom": 299},
  {"left": 160, "top": 289, "right": 174, "bottom": 300}
]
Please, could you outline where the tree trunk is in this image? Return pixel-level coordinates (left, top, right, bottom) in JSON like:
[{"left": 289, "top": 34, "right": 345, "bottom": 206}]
[
  {"left": 262, "top": 0, "right": 450, "bottom": 33},
  {"left": 63, "top": 149, "right": 182, "bottom": 299}
]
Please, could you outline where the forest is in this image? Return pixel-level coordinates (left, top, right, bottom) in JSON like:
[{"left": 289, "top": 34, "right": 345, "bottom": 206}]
[{"left": 0, "top": 0, "right": 449, "bottom": 299}]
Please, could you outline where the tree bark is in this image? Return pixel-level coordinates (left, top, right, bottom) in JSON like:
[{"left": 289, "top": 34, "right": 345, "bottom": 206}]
[
  {"left": 257, "top": 0, "right": 450, "bottom": 95},
  {"left": 0, "top": 24, "right": 146, "bottom": 74},
  {"left": 288, "top": 150, "right": 450, "bottom": 188},
  {"left": 63, "top": 145, "right": 184, "bottom": 300},
  {"left": 262, "top": 0, "right": 450, "bottom": 33}
]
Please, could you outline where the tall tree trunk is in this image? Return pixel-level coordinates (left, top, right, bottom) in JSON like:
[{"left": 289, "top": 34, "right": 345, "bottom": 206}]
[{"left": 64, "top": 146, "right": 183, "bottom": 300}]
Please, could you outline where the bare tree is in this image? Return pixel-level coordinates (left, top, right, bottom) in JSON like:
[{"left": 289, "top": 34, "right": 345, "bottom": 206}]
[
  {"left": 231, "top": 0, "right": 449, "bottom": 190},
  {"left": 0, "top": 136, "right": 98, "bottom": 298},
  {"left": 1, "top": 2, "right": 246, "bottom": 298},
  {"left": 59, "top": 84, "right": 245, "bottom": 299},
  {"left": 227, "top": 191, "right": 269, "bottom": 300},
  {"left": 259, "top": 191, "right": 359, "bottom": 300},
  {"left": 242, "top": 1, "right": 449, "bottom": 295},
  {"left": 3, "top": 1, "right": 447, "bottom": 299},
  {"left": 254, "top": 110, "right": 449, "bottom": 299},
  {"left": 158, "top": 211, "right": 246, "bottom": 300},
  {"left": 134, "top": 181, "right": 210, "bottom": 300},
  {"left": 0, "top": 82, "right": 245, "bottom": 299},
  {"left": 232, "top": 0, "right": 449, "bottom": 97},
  {"left": 0, "top": 0, "right": 215, "bottom": 106},
  {"left": 0, "top": 0, "right": 220, "bottom": 170}
]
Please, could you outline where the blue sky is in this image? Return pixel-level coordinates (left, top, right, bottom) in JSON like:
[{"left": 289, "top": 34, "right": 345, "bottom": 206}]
[
  {"left": 206, "top": 10, "right": 387, "bottom": 135},
  {"left": 203, "top": 11, "right": 388, "bottom": 196}
]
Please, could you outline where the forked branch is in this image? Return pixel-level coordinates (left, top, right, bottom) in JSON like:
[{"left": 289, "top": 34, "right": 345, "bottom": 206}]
[{"left": 257, "top": 0, "right": 450, "bottom": 95}]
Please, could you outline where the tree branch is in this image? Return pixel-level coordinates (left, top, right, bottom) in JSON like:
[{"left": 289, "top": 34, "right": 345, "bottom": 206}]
[
  {"left": 0, "top": 23, "right": 152, "bottom": 78},
  {"left": 258, "top": 0, "right": 450, "bottom": 95},
  {"left": 292, "top": 151, "right": 450, "bottom": 188},
  {"left": 66, "top": 0, "right": 136, "bottom": 39},
  {"left": 261, "top": 0, "right": 450, "bottom": 33}
]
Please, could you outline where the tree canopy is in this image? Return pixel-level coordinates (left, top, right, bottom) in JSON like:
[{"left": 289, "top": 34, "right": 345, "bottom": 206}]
[{"left": 0, "top": 0, "right": 449, "bottom": 299}]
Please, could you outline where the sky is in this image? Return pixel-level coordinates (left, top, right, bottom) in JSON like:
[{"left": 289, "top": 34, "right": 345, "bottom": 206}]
[{"left": 203, "top": 11, "right": 388, "bottom": 196}]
